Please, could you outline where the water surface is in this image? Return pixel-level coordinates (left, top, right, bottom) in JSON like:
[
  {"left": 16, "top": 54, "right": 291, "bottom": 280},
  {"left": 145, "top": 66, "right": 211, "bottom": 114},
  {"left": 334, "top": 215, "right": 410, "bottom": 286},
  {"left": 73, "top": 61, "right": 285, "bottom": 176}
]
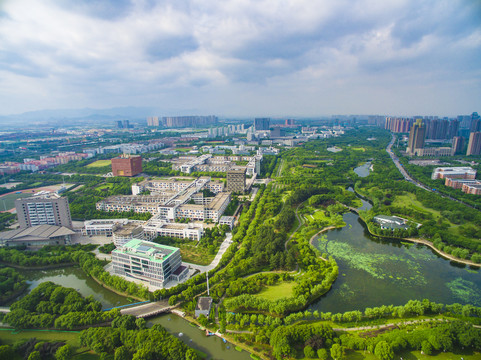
[
  {"left": 16, "top": 266, "right": 129, "bottom": 308},
  {"left": 353, "top": 162, "right": 371, "bottom": 177},
  {"left": 149, "top": 315, "right": 251, "bottom": 360},
  {"left": 311, "top": 212, "right": 481, "bottom": 313}
]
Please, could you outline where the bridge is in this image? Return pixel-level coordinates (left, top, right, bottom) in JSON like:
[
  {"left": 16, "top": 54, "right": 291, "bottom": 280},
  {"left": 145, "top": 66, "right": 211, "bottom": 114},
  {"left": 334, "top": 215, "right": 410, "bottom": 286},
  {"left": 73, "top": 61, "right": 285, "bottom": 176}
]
[{"left": 119, "top": 300, "right": 174, "bottom": 319}]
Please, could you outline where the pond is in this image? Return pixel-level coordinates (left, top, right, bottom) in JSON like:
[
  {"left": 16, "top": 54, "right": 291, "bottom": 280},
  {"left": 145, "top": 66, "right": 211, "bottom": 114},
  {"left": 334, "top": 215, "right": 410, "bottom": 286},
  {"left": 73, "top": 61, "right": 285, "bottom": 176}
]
[
  {"left": 149, "top": 315, "right": 251, "bottom": 360},
  {"left": 353, "top": 162, "right": 371, "bottom": 177},
  {"left": 311, "top": 211, "right": 481, "bottom": 313},
  {"left": 14, "top": 266, "right": 129, "bottom": 308}
]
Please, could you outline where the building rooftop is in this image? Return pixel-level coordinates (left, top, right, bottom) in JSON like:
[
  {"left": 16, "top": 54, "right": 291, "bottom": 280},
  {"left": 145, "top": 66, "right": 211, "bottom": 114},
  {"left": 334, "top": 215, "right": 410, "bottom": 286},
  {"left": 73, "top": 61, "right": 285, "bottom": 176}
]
[
  {"left": 17, "top": 191, "right": 62, "bottom": 201},
  {"left": 207, "top": 192, "right": 231, "bottom": 211},
  {"left": 0, "top": 225, "right": 75, "bottom": 241},
  {"left": 373, "top": 215, "right": 408, "bottom": 229},
  {"left": 113, "top": 223, "right": 143, "bottom": 236},
  {"left": 85, "top": 219, "right": 129, "bottom": 226},
  {"left": 195, "top": 297, "right": 213, "bottom": 311},
  {"left": 113, "top": 238, "right": 178, "bottom": 263}
]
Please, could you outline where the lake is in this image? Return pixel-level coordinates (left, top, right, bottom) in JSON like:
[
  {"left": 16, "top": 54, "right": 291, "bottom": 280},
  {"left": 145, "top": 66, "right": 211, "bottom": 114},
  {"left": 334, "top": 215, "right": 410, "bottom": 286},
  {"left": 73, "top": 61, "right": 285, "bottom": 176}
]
[{"left": 311, "top": 211, "right": 481, "bottom": 313}]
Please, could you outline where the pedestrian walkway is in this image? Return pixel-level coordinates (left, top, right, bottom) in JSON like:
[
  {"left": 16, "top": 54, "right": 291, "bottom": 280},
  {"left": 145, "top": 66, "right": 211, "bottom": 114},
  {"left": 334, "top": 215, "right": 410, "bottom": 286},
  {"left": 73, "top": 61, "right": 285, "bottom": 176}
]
[{"left": 184, "top": 232, "right": 233, "bottom": 274}]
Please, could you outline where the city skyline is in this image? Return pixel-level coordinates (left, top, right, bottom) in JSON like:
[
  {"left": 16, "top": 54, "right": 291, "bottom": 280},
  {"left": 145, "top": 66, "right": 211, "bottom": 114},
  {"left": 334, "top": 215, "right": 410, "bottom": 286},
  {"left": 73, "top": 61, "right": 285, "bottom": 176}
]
[{"left": 0, "top": 0, "right": 480, "bottom": 117}]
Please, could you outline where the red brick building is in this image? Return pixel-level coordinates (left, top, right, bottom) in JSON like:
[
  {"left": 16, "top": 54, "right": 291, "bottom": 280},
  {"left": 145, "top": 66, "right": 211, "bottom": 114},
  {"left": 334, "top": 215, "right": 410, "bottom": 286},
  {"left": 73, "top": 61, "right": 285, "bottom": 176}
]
[{"left": 111, "top": 155, "right": 142, "bottom": 177}]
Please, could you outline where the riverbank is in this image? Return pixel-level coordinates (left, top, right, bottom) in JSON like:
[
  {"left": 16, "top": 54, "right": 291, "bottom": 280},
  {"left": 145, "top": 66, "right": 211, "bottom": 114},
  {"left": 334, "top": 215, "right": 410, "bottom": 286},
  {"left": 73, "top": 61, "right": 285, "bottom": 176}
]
[
  {"left": 90, "top": 274, "right": 146, "bottom": 302},
  {"left": 174, "top": 313, "right": 262, "bottom": 359},
  {"left": 404, "top": 237, "right": 481, "bottom": 268},
  {"left": 309, "top": 226, "right": 339, "bottom": 261},
  {"left": 0, "top": 261, "right": 76, "bottom": 270}
]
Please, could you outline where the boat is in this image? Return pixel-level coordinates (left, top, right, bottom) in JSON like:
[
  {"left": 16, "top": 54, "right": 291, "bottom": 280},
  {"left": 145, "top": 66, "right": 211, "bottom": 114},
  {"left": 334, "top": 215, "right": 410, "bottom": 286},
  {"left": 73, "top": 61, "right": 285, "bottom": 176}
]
[{"left": 178, "top": 332, "right": 183, "bottom": 337}]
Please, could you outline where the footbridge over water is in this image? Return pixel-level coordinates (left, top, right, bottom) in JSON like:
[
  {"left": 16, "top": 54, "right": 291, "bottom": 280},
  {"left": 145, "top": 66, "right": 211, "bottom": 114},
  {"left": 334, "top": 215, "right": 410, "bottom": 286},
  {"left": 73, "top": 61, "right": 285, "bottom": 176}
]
[{"left": 119, "top": 300, "right": 174, "bottom": 319}]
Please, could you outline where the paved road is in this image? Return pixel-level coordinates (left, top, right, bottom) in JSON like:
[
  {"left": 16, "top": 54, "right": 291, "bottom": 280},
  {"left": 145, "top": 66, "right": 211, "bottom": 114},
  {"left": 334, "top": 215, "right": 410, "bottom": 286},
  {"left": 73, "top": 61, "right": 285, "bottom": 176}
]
[
  {"left": 333, "top": 318, "right": 446, "bottom": 332},
  {"left": 386, "top": 135, "right": 427, "bottom": 190},
  {"left": 386, "top": 135, "right": 476, "bottom": 209}
]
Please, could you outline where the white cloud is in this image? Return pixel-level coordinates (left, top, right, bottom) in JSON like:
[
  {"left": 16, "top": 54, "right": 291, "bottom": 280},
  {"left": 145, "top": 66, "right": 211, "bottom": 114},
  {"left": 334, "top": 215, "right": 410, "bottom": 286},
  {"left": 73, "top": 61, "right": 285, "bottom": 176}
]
[{"left": 0, "top": 0, "right": 479, "bottom": 116}]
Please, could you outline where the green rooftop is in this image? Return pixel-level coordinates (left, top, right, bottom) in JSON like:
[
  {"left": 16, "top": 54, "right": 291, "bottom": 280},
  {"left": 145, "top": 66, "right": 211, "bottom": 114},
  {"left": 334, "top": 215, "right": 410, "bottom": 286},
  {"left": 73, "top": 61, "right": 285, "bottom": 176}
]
[{"left": 112, "top": 238, "right": 179, "bottom": 263}]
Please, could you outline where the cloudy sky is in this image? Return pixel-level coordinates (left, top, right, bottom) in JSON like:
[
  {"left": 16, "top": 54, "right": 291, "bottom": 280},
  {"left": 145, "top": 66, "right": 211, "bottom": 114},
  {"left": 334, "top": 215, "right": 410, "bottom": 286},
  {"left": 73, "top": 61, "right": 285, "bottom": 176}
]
[{"left": 0, "top": 0, "right": 480, "bottom": 117}]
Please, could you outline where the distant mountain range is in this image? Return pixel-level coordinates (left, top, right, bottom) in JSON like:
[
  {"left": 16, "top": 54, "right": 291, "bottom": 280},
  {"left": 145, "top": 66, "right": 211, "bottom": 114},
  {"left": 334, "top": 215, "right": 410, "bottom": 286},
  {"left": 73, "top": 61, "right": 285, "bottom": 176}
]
[{"left": 0, "top": 107, "right": 159, "bottom": 127}]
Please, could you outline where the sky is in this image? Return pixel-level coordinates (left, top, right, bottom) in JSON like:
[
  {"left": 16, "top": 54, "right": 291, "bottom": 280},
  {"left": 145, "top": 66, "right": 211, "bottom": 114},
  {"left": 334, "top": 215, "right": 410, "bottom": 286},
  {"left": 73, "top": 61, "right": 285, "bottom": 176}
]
[{"left": 0, "top": 0, "right": 480, "bottom": 118}]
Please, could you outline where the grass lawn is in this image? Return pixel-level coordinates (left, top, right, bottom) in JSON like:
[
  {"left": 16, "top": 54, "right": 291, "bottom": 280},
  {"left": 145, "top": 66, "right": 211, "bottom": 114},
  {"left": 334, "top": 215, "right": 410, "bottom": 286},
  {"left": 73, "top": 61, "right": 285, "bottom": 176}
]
[
  {"left": 0, "top": 192, "right": 33, "bottom": 210},
  {"left": 392, "top": 193, "right": 438, "bottom": 215},
  {"left": 303, "top": 207, "right": 345, "bottom": 228},
  {"left": 0, "top": 328, "right": 99, "bottom": 358},
  {"left": 281, "top": 190, "right": 292, "bottom": 202},
  {"left": 254, "top": 282, "right": 295, "bottom": 300},
  {"left": 351, "top": 147, "right": 366, "bottom": 151},
  {"left": 179, "top": 247, "right": 215, "bottom": 266},
  {"left": 399, "top": 349, "right": 480, "bottom": 360},
  {"left": 310, "top": 209, "right": 330, "bottom": 222},
  {"left": 0, "top": 328, "right": 81, "bottom": 346},
  {"left": 95, "top": 183, "right": 114, "bottom": 190},
  {"left": 86, "top": 160, "right": 112, "bottom": 168}
]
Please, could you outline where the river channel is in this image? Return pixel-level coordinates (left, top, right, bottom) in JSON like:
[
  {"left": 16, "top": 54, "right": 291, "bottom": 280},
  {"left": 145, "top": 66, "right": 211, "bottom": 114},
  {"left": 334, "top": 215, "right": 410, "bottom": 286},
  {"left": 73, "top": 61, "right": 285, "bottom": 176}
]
[{"left": 13, "top": 267, "right": 251, "bottom": 359}]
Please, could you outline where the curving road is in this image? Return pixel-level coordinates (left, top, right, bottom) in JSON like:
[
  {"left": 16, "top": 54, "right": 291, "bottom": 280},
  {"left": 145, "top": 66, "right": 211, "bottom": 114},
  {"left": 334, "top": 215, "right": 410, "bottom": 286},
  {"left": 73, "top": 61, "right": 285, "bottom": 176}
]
[
  {"left": 386, "top": 135, "right": 476, "bottom": 209},
  {"left": 386, "top": 135, "right": 429, "bottom": 191}
]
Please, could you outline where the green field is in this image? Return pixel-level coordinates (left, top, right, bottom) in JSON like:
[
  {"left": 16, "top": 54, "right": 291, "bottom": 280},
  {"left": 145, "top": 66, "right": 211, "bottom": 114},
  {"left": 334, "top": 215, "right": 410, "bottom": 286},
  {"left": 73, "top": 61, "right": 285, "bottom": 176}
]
[
  {"left": 95, "top": 183, "right": 114, "bottom": 191},
  {"left": 254, "top": 282, "right": 295, "bottom": 300},
  {"left": 392, "top": 193, "right": 442, "bottom": 219},
  {"left": 86, "top": 160, "right": 111, "bottom": 168},
  {"left": 0, "top": 328, "right": 98, "bottom": 359},
  {"left": 308, "top": 209, "right": 330, "bottom": 222},
  {"left": 0, "top": 192, "right": 33, "bottom": 210},
  {"left": 0, "top": 328, "right": 81, "bottom": 346}
]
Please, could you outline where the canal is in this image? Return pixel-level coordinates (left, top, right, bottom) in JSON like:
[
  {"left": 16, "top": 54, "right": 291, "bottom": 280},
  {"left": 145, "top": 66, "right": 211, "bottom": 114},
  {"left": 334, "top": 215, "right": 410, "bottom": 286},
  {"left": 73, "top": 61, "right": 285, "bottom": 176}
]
[{"left": 149, "top": 315, "right": 251, "bottom": 360}]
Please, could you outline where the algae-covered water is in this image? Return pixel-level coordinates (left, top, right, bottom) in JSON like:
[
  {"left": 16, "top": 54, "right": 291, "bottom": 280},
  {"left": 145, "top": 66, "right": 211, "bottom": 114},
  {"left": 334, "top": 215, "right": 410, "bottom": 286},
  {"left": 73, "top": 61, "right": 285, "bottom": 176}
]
[{"left": 311, "top": 212, "right": 481, "bottom": 313}]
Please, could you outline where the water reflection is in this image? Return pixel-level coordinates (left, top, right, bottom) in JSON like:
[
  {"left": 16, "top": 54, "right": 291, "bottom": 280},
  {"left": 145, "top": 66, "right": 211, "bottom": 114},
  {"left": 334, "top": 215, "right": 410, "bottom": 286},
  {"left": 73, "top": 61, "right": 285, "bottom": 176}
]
[
  {"left": 311, "top": 212, "right": 481, "bottom": 313},
  {"left": 16, "top": 266, "right": 129, "bottom": 308},
  {"left": 149, "top": 315, "right": 251, "bottom": 360}
]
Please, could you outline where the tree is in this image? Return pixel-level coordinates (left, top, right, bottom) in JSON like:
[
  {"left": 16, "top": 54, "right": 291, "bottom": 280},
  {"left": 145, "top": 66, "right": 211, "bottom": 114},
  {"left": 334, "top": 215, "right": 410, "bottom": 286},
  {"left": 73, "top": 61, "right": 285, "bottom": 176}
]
[
  {"left": 136, "top": 318, "right": 146, "bottom": 330},
  {"left": 197, "top": 314, "right": 208, "bottom": 327},
  {"left": 374, "top": 341, "right": 394, "bottom": 360},
  {"left": 317, "top": 348, "right": 328, "bottom": 360},
  {"left": 0, "top": 345, "right": 14, "bottom": 359},
  {"left": 421, "top": 340, "right": 433, "bottom": 355},
  {"left": 114, "top": 346, "right": 131, "bottom": 360},
  {"left": 112, "top": 315, "right": 136, "bottom": 330},
  {"left": 55, "top": 345, "right": 73, "bottom": 360},
  {"left": 330, "top": 344, "right": 345, "bottom": 360},
  {"left": 28, "top": 351, "right": 41, "bottom": 360},
  {"left": 304, "top": 345, "right": 316, "bottom": 358}
]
